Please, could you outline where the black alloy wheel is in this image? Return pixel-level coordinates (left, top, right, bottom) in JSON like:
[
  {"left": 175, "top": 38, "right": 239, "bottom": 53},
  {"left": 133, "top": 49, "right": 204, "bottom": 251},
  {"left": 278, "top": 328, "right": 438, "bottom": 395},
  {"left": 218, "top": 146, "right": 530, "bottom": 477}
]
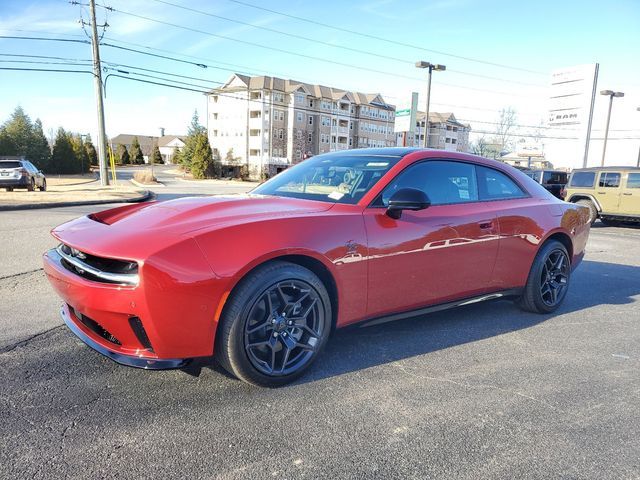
[
  {"left": 517, "top": 239, "right": 571, "bottom": 313},
  {"left": 216, "top": 261, "right": 332, "bottom": 387},
  {"left": 539, "top": 249, "right": 570, "bottom": 308},
  {"left": 39, "top": 179, "right": 47, "bottom": 192},
  {"left": 244, "top": 280, "right": 325, "bottom": 376}
]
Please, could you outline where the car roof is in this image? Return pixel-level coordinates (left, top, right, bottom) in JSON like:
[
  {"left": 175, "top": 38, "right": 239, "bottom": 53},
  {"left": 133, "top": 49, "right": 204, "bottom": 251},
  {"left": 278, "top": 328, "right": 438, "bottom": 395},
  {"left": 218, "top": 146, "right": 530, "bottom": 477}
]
[{"left": 571, "top": 166, "right": 640, "bottom": 172}]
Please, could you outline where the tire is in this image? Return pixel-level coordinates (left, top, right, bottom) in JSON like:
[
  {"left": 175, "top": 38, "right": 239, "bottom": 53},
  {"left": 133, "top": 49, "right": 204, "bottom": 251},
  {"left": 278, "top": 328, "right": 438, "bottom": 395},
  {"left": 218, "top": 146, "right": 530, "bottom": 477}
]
[
  {"left": 215, "top": 261, "right": 332, "bottom": 387},
  {"left": 27, "top": 178, "right": 35, "bottom": 192},
  {"left": 575, "top": 199, "right": 597, "bottom": 225},
  {"left": 517, "top": 240, "right": 571, "bottom": 314},
  {"left": 39, "top": 179, "right": 47, "bottom": 192},
  {"left": 5, "top": 187, "right": 13, "bottom": 192}
]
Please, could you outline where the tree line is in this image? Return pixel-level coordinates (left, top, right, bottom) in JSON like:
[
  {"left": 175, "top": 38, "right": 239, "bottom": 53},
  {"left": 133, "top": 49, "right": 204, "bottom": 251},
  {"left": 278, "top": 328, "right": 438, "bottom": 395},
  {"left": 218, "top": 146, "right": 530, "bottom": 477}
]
[{"left": 0, "top": 106, "right": 97, "bottom": 174}]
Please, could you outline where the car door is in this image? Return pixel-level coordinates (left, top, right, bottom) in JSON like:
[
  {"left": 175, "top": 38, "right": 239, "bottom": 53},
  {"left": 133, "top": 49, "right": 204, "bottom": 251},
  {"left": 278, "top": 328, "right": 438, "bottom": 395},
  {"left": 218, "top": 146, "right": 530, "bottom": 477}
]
[
  {"left": 25, "top": 162, "right": 41, "bottom": 187},
  {"left": 363, "top": 160, "right": 500, "bottom": 318},
  {"left": 620, "top": 172, "right": 640, "bottom": 215},
  {"left": 595, "top": 171, "right": 622, "bottom": 213}
]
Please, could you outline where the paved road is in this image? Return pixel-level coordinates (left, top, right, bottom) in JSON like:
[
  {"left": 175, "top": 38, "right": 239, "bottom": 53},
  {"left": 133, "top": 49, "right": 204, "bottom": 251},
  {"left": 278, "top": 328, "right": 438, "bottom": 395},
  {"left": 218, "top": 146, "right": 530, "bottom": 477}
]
[{"left": 1, "top": 187, "right": 639, "bottom": 478}]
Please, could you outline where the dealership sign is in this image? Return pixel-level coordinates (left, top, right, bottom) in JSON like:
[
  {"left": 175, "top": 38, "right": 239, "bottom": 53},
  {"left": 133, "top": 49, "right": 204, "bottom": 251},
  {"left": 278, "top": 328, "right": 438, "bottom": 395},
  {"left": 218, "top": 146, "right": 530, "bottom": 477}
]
[{"left": 546, "top": 64, "right": 599, "bottom": 168}]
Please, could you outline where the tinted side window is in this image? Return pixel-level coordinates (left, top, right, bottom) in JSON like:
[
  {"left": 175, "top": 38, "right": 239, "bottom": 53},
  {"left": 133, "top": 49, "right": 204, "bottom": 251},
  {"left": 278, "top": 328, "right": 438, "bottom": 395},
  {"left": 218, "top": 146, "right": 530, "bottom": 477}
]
[
  {"left": 542, "top": 171, "right": 567, "bottom": 184},
  {"left": 599, "top": 172, "right": 621, "bottom": 188},
  {"left": 570, "top": 171, "right": 595, "bottom": 187},
  {"left": 627, "top": 173, "right": 640, "bottom": 189},
  {"left": 381, "top": 160, "right": 478, "bottom": 206},
  {"left": 477, "top": 166, "right": 526, "bottom": 200}
]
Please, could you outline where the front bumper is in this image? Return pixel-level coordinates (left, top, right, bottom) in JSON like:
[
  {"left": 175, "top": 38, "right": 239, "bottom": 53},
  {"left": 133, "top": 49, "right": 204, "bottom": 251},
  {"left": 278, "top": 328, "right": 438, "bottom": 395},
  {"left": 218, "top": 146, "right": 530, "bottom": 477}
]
[{"left": 61, "top": 304, "right": 190, "bottom": 369}]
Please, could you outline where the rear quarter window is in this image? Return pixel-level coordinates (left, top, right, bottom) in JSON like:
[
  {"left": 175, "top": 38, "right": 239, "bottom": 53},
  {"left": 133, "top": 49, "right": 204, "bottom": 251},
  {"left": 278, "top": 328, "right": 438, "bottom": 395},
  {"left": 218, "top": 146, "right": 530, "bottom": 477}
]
[
  {"left": 627, "top": 173, "right": 640, "bottom": 189},
  {"left": 569, "top": 171, "right": 595, "bottom": 188}
]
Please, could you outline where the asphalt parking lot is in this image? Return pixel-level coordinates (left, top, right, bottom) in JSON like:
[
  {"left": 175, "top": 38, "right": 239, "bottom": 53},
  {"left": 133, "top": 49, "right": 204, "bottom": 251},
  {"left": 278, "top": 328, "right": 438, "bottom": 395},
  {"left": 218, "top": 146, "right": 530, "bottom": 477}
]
[{"left": 1, "top": 195, "right": 639, "bottom": 478}]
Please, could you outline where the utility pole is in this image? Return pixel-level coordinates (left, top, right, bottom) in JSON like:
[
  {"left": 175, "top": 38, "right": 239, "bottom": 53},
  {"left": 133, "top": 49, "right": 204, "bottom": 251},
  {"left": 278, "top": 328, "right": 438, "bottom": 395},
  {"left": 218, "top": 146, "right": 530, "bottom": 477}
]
[{"left": 89, "top": 0, "right": 109, "bottom": 185}]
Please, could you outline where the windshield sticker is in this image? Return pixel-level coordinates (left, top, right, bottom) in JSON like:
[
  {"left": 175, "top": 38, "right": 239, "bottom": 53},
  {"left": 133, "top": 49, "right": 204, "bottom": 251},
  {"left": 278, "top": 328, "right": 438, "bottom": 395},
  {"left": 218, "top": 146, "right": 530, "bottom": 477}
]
[
  {"left": 366, "top": 162, "right": 389, "bottom": 167},
  {"left": 328, "top": 191, "right": 345, "bottom": 200}
]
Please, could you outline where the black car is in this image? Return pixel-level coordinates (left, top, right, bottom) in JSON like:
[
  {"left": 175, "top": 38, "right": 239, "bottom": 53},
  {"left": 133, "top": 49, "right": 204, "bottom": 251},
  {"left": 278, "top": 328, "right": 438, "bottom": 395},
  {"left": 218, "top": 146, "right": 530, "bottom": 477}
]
[
  {"left": 0, "top": 157, "right": 46, "bottom": 192},
  {"left": 523, "top": 169, "right": 567, "bottom": 199}
]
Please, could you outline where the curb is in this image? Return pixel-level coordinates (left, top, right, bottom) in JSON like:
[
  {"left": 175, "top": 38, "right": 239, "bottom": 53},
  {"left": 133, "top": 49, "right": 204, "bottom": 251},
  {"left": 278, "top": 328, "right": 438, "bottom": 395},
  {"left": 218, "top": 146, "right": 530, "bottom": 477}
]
[
  {"left": 130, "top": 178, "right": 165, "bottom": 188},
  {"left": 176, "top": 177, "right": 258, "bottom": 186},
  {"left": 0, "top": 190, "right": 154, "bottom": 212}
]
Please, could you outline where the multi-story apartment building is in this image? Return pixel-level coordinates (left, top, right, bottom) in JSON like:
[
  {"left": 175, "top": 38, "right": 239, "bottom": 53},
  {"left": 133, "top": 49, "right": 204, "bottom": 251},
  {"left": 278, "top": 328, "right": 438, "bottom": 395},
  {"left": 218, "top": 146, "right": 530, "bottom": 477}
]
[
  {"left": 207, "top": 74, "right": 396, "bottom": 179},
  {"left": 396, "top": 112, "right": 470, "bottom": 152}
]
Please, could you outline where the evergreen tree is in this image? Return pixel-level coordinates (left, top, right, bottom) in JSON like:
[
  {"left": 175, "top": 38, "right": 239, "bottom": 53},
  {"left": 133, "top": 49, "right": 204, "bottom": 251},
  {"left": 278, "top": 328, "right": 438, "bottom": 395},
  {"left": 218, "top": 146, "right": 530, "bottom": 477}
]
[
  {"left": 150, "top": 145, "right": 163, "bottom": 164},
  {"left": 70, "top": 135, "right": 89, "bottom": 174},
  {"left": 130, "top": 136, "right": 144, "bottom": 165},
  {"left": 0, "top": 128, "right": 17, "bottom": 156},
  {"left": 85, "top": 138, "right": 98, "bottom": 166},
  {"left": 190, "top": 133, "right": 214, "bottom": 179},
  {"left": 2, "top": 106, "right": 33, "bottom": 155},
  {"left": 51, "top": 128, "right": 81, "bottom": 174},
  {"left": 177, "top": 110, "right": 206, "bottom": 170},
  {"left": 116, "top": 144, "right": 130, "bottom": 165},
  {"left": 29, "top": 119, "right": 51, "bottom": 171}
]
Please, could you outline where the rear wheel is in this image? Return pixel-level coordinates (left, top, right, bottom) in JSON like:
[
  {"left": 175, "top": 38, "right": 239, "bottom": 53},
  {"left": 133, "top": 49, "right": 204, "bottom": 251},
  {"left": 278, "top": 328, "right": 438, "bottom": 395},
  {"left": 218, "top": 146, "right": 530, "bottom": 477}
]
[
  {"left": 216, "top": 261, "right": 332, "bottom": 387},
  {"left": 575, "top": 199, "right": 597, "bottom": 225},
  {"left": 5, "top": 187, "right": 13, "bottom": 192},
  {"left": 517, "top": 240, "right": 571, "bottom": 314},
  {"left": 27, "top": 178, "right": 35, "bottom": 191}
]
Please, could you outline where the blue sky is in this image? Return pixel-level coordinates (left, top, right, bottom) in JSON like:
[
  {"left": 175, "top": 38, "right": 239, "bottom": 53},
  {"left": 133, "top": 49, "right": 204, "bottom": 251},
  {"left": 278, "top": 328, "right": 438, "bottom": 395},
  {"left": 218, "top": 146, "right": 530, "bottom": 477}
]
[{"left": 0, "top": 0, "right": 638, "bottom": 163}]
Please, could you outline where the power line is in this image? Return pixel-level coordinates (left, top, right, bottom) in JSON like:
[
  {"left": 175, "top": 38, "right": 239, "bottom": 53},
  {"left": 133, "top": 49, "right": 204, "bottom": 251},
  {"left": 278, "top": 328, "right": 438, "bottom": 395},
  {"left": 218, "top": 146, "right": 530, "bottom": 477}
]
[
  {"left": 96, "top": 5, "right": 537, "bottom": 98},
  {"left": 147, "top": 0, "right": 545, "bottom": 88},
  {"left": 0, "top": 67, "right": 94, "bottom": 75},
  {"left": 225, "top": 0, "right": 547, "bottom": 75}
]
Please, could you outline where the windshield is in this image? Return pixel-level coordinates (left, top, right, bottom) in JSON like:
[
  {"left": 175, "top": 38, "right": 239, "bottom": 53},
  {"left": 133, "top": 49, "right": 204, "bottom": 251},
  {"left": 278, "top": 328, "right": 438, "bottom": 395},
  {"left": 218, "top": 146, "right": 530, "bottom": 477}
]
[{"left": 253, "top": 152, "right": 403, "bottom": 204}]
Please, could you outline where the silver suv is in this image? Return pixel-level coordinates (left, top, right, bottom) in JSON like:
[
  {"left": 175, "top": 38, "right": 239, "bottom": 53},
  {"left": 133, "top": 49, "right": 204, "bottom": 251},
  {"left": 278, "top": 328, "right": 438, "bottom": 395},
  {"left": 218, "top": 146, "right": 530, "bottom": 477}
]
[{"left": 0, "top": 157, "right": 47, "bottom": 192}]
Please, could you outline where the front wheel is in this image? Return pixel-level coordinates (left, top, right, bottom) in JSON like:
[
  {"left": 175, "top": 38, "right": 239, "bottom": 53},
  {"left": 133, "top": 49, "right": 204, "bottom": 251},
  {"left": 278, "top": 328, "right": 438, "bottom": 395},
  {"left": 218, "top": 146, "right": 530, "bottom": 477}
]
[
  {"left": 39, "top": 179, "right": 47, "bottom": 191},
  {"left": 517, "top": 240, "right": 571, "bottom": 314},
  {"left": 216, "top": 261, "right": 332, "bottom": 387}
]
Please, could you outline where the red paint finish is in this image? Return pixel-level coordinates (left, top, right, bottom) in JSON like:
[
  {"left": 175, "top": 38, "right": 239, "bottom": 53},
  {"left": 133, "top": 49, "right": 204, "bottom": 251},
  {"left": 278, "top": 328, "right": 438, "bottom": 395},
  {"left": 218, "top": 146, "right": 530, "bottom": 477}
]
[{"left": 43, "top": 149, "right": 591, "bottom": 364}]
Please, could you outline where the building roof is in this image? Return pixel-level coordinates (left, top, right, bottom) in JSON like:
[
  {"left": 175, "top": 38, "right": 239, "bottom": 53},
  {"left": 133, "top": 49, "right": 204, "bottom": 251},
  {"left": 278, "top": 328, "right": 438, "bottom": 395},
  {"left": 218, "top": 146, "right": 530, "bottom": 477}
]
[
  {"left": 416, "top": 111, "right": 469, "bottom": 128},
  {"left": 157, "top": 135, "right": 186, "bottom": 147},
  {"left": 214, "top": 74, "right": 395, "bottom": 110}
]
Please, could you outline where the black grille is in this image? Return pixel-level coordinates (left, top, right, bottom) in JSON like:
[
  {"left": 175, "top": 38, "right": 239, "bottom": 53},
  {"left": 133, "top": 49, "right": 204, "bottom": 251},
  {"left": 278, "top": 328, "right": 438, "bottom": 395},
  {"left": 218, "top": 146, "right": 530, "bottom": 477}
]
[
  {"left": 59, "top": 244, "right": 138, "bottom": 275},
  {"left": 72, "top": 306, "right": 121, "bottom": 346},
  {"left": 128, "top": 316, "right": 154, "bottom": 352}
]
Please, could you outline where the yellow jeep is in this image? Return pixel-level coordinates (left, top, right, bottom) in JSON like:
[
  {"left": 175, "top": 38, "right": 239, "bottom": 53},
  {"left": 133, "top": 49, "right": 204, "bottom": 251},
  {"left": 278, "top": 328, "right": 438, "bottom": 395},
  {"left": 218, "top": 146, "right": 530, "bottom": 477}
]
[{"left": 564, "top": 167, "right": 640, "bottom": 226}]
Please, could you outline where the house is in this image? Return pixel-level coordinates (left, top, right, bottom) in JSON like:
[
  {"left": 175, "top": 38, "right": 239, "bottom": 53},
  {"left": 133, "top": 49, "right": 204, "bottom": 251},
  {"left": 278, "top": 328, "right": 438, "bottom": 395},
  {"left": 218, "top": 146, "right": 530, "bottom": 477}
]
[
  {"left": 396, "top": 112, "right": 471, "bottom": 152},
  {"left": 109, "top": 133, "right": 185, "bottom": 164}
]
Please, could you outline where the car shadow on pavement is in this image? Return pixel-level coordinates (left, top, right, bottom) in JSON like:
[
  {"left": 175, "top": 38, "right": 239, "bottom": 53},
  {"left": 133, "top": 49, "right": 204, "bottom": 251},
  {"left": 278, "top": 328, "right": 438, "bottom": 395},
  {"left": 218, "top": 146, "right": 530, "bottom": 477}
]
[{"left": 293, "top": 259, "right": 640, "bottom": 385}]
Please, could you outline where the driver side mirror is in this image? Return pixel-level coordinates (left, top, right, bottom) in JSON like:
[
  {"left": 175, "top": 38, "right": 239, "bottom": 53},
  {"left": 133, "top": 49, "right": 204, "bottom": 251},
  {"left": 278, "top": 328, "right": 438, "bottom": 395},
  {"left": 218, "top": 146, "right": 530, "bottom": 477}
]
[{"left": 386, "top": 188, "right": 431, "bottom": 219}]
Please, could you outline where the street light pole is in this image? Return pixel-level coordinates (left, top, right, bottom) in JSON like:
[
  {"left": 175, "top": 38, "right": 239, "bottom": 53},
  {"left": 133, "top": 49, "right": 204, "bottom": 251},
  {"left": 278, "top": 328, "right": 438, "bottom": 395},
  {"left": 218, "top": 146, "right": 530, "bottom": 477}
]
[
  {"left": 599, "top": 89, "right": 624, "bottom": 167},
  {"left": 415, "top": 61, "right": 446, "bottom": 149}
]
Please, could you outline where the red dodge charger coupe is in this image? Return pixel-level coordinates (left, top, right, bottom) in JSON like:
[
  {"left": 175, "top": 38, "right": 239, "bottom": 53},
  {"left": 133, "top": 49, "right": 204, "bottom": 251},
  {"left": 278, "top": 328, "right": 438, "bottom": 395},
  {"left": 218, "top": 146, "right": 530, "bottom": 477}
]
[{"left": 43, "top": 148, "right": 590, "bottom": 386}]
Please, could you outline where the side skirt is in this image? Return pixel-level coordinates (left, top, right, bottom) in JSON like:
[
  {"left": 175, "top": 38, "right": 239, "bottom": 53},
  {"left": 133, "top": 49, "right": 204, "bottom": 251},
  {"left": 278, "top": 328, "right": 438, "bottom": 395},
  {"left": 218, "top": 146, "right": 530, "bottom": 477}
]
[{"left": 354, "top": 288, "right": 523, "bottom": 329}]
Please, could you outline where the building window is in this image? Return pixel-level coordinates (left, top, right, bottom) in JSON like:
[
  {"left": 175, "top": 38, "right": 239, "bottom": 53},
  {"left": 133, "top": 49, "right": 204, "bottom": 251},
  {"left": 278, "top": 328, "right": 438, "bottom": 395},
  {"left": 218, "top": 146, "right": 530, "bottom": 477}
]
[
  {"left": 274, "top": 92, "right": 284, "bottom": 102},
  {"left": 250, "top": 111, "right": 261, "bottom": 118},
  {"left": 250, "top": 149, "right": 260, "bottom": 156},
  {"left": 250, "top": 129, "right": 260, "bottom": 136},
  {"left": 296, "top": 130, "right": 302, "bottom": 140},
  {"left": 308, "top": 116, "right": 313, "bottom": 125},
  {"left": 296, "top": 149, "right": 302, "bottom": 160},
  {"left": 308, "top": 132, "right": 312, "bottom": 142},
  {"left": 308, "top": 99, "right": 314, "bottom": 108},
  {"left": 213, "top": 113, "right": 218, "bottom": 120},
  {"left": 295, "top": 93, "right": 305, "bottom": 103},
  {"left": 212, "top": 130, "right": 218, "bottom": 137},
  {"left": 250, "top": 91, "right": 262, "bottom": 100},
  {"left": 212, "top": 95, "right": 218, "bottom": 103},
  {"left": 278, "top": 129, "right": 284, "bottom": 140},
  {"left": 297, "top": 112, "right": 303, "bottom": 122},
  {"left": 348, "top": 137, "right": 353, "bottom": 146},
  {"left": 331, "top": 135, "right": 336, "bottom": 144},
  {"left": 322, "top": 116, "right": 330, "bottom": 126}
]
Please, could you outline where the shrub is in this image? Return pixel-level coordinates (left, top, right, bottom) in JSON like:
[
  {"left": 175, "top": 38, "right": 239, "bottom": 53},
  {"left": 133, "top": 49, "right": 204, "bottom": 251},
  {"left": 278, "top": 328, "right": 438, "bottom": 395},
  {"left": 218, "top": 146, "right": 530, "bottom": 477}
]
[{"left": 133, "top": 170, "right": 157, "bottom": 184}]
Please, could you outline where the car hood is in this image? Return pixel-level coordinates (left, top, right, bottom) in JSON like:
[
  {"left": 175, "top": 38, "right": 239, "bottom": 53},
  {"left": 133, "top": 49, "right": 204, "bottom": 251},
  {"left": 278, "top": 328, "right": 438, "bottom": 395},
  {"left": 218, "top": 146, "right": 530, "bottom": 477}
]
[{"left": 52, "top": 194, "right": 334, "bottom": 259}]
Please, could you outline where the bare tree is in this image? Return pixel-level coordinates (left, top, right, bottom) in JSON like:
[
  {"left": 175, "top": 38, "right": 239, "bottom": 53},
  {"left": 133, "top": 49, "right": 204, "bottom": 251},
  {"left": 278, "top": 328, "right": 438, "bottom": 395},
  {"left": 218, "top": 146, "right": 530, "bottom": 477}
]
[
  {"left": 495, "top": 107, "right": 517, "bottom": 153},
  {"left": 471, "top": 135, "right": 501, "bottom": 159}
]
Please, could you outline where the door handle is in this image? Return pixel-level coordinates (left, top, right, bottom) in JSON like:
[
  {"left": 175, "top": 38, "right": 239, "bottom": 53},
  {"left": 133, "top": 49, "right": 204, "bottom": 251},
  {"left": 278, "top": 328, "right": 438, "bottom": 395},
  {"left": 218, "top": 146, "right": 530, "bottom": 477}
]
[
  {"left": 597, "top": 192, "right": 606, "bottom": 194},
  {"left": 478, "top": 221, "right": 494, "bottom": 230},
  {"left": 622, "top": 193, "right": 632, "bottom": 196}
]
